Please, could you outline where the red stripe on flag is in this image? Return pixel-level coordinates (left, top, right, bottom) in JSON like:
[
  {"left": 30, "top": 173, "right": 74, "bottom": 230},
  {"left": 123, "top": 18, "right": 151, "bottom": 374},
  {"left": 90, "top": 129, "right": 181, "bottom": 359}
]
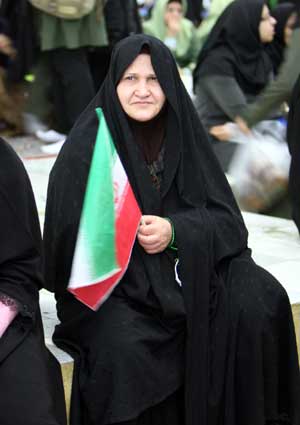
[{"left": 70, "top": 182, "right": 141, "bottom": 310}]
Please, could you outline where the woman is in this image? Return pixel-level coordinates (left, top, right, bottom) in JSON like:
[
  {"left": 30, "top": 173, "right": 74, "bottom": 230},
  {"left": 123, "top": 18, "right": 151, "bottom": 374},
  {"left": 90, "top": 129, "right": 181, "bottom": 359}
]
[
  {"left": 193, "top": 0, "right": 276, "bottom": 166},
  {"left": 143, "top": 0, "right": 198, "bottom": 68},
  {"left": 267, "top": 2, "right": 298, "bottom": 75},
  {"left": 0, "top": 139, "right": 66, "bottom": 424},
  {"left": 43, "top": 34, "right": 300, "bottom": 425}
]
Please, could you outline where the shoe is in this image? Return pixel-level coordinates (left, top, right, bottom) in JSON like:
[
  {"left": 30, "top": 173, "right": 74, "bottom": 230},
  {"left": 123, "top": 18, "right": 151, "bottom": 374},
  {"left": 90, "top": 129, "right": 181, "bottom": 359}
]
[
  {"left": 41, "top": 139, "right": 65, "bottom": 155},
  {"left": 23, "top": 113, "right": 48, "bottom": 135},
  {"left": 36, "top": 129, "right": 67, "bottom": 144}
]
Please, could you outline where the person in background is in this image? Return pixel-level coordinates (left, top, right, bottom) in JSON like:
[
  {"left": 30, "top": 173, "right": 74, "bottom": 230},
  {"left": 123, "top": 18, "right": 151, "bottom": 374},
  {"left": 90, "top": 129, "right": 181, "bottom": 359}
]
[
  {"left": 267, "top": 2, "right": 298, "bottom": 75},
  {"left": 0, "top": 16, "right": 22, "bottom": 134},
  {"left": 193, "top": 0, "right": 294, "bottom": 212},
  {"left": 143, "top": 0, "right": 199, "bottom": 68},
  {"left": 231, "top": 3, "right": 300, "bottom": 131},
  {"left": 43, "top": 34, "right": 300, "bottom": 425},
  {"left": 0, "top": 138, "right": 66, "bottom": 425},
  {"left": 193, "top": 0, "right": 276, "bottom": 137},
  {"left": 25, "top": 1, "right": 108, "bottom": 154},
  {"left": 210, "top": 3, "right": 299, "bottom": 141}
]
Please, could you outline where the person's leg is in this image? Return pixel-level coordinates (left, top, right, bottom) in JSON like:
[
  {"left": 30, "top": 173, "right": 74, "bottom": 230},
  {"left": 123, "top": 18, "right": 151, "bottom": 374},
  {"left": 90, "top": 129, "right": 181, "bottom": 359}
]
[{"left": 47, "top": 48, "right": 95, "bottom": 133}]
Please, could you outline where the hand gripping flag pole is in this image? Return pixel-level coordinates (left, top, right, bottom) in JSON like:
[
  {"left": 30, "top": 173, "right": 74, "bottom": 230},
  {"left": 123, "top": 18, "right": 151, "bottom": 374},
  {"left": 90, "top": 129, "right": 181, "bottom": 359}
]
[{"left": 68, "top": 108, "right": 142, "bottom": 310}]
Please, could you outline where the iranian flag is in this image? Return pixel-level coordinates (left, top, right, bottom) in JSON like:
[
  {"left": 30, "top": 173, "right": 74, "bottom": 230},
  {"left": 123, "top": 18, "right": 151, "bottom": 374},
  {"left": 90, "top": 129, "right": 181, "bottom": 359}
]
[{"left": 68, "top": 108, "right": 142, "bottom": 310}]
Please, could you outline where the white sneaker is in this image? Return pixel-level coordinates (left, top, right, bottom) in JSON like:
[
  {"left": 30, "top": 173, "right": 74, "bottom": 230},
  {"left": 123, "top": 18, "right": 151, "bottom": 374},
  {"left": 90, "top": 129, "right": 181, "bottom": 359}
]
[
  {"left": 36, "top": 129, "right": 66, "bottom": 144},
  {"left": 41, "top": 139, "right": 65, "bottom": 155},
  {"left": 23, "top": 113, "right": 48, "bottom": 135}
]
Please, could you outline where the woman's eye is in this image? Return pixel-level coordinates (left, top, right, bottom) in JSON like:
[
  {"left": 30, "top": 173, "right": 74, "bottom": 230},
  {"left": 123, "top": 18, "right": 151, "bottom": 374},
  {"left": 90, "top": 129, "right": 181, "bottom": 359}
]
[{"left": 125, "top": 75, "right": 135, "bottom": 81}]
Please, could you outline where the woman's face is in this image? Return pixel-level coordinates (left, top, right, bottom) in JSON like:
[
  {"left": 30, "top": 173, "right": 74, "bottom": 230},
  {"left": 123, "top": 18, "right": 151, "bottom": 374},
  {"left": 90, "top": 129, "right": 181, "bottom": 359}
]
[
  {"left": 117, "top": 53, "right": 166, "bottom": 122},
  {"left": 259, "top": 5, "right": 276, "bottom": 43},
  {"left": 284, "top": 12, "right": 297, "bottom": 45},
  {"left": 164, "top": 1, "right": 183, "bottom": 21}
]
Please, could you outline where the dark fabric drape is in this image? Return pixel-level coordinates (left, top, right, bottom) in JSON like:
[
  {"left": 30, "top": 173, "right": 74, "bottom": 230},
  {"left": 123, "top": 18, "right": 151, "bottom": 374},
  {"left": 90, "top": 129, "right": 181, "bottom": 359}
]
[
  {"left": 0, "top": 138, "right": 66, "bottom": 425},
  {"left": 43, "top": 34, "right": 300, "bottom": 425},
  {"left": 193, "top": 0, "right": 273, "bottom": 95},
  {"left": 287, "top": 74, "right": 300, "bottom": 234},
  {"left": 266, "top": 2, "right": 298, "bottom": 75}
]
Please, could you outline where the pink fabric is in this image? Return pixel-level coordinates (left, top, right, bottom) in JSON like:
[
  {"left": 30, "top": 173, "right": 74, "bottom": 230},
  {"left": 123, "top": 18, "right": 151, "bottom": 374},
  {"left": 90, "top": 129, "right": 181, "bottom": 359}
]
[{"left": 0, "top": 300, "right": 18, "bottom": 337}]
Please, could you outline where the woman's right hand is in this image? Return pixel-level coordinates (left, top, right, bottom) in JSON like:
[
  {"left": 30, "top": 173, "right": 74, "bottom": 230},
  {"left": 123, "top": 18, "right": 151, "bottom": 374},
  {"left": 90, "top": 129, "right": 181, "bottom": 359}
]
[{"left": 137, "top": 215, "right": 172, "bottom": 254}]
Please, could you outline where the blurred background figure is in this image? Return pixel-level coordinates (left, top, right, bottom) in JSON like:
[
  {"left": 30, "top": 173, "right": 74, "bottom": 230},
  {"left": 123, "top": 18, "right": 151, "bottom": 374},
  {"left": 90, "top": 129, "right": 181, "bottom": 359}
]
[
  {"left": 143, "top": 0, "right": 199, "bottom": 69},
  {"left": 236, "top": 2, "right": 300, "bottom": 130},
  {"left": 193, "top": 0, "right": 293, "bottom": 214},
  {"left": 266, "top": 2, "right": 298, "bottom": 75},
  {"left": 23, "top": 0, "right": 108, "bottom": 154},
  {"left": 0, "top": 17, "right": 21, "bottom": 135},
  {"left": 0, "top": 0, "right": 38, "bottom": 136}
]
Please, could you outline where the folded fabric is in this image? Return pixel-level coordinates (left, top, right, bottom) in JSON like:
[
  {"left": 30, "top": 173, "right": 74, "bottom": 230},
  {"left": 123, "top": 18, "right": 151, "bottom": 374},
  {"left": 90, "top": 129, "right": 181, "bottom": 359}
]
[{"left": 0, "top": 294, "right": 19, "bottom": 337}]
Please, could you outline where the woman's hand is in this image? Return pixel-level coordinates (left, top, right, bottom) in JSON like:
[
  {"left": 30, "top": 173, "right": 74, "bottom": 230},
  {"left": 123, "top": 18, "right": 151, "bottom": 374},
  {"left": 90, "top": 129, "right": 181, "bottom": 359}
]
[
  {"left": 137, "top": 215, "right": 172, "bottom": 254},
  {"left": 209, "top": 123, "right": 232, "bottom": 141}
]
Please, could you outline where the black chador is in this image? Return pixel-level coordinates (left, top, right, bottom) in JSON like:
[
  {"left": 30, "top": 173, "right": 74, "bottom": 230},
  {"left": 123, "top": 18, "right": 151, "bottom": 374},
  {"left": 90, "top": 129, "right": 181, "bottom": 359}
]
[{"left": 44, "top": 34, "right": 300, "bottom": 425}]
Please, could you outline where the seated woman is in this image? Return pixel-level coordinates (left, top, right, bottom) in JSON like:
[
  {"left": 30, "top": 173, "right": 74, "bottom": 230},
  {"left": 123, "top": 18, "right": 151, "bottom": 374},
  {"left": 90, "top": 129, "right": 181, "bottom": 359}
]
[
  {"left": 193, "top": 0, "right": 293, "bottom": 212},
  {"left": 193, "top": 0, "right": 276, "bottom": 162},
  {"left": 143, "top": 0, "right": 199, "bottom": 69},
  {"left": 0, "top": 139, "right": 66, "bottom": 424},
  {"left": 43, "top": 34, "right": 300, "bottom": 425}
]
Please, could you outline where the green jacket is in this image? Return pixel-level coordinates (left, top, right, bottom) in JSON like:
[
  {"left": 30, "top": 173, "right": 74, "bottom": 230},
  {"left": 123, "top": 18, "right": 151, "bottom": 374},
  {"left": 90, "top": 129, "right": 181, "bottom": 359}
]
[
  {"left": 241, "top": 28, "right": 300, "bottom": 127},
  {"left": 143, "top": 0, "right": 199, "bottom": 68},
  {"left": 36, "top": 3, "right": 108, "bottom": 51}
]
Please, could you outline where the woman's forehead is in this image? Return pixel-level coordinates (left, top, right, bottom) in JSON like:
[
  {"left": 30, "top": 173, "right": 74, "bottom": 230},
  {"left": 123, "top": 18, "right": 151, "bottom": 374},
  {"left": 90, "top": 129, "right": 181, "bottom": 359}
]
[{"left": 122, "top": 54, "right": 156, "bottom": 75}]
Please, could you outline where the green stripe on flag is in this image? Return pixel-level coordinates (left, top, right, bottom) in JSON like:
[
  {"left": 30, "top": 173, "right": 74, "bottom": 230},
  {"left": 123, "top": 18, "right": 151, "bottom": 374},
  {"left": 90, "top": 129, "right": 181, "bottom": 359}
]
[{"left": 80, "top": 108, "right": 118, "bottom": 279}]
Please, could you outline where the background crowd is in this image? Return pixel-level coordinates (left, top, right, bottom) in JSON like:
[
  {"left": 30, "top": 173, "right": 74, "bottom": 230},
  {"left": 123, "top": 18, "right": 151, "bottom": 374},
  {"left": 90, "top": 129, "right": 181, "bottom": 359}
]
[{"left": 0, "top": 0, "right": 299, "bottom": 224}]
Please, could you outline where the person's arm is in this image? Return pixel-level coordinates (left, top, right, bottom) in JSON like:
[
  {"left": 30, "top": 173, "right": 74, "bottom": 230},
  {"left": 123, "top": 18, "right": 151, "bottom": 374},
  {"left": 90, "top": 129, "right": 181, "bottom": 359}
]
[
  {"left": 201, "top": 75, "right": 248, "bottom": 121},
  {"left": 240, "top": 29, "right": 300, "bottom": 128}
]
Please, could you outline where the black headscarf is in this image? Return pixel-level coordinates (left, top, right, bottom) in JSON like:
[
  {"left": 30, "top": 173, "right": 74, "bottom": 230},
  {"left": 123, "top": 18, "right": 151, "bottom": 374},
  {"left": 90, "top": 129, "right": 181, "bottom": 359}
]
[
  {"left": 267, "top": 2, "right": 298, "bottom": 74},
  {"left": 193, "top": 0, "right": 273, "bottom": 95},
  {"left": 44, "top": 34, "right": 300, "bottom": 425}
]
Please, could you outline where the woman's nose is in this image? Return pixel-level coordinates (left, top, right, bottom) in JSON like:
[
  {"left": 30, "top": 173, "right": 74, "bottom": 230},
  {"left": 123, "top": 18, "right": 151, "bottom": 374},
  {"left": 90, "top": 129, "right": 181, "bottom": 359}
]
[{"left": 136, "top": 81, "right": 150, "bottom": 96}]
